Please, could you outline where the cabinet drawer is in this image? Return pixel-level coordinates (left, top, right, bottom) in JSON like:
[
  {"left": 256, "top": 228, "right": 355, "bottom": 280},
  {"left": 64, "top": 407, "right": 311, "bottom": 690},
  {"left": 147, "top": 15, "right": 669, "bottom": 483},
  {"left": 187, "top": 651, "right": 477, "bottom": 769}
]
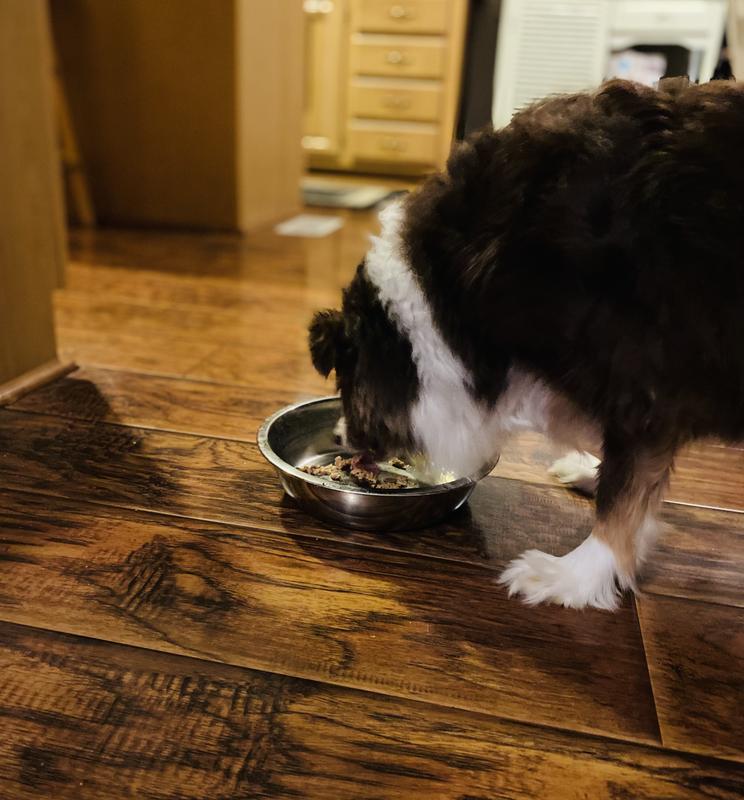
[
  {"left": 351, "top": 35, "right": 446, "bottom": 78},
  {"left": 350, "top": 78, "right": 442, "bottom": 121},
  {"left": 348, "top": 121, "right": 439, "bottom": 164},
  {"left": 355, "top": 0, "right": 449, "bottom": 34}
]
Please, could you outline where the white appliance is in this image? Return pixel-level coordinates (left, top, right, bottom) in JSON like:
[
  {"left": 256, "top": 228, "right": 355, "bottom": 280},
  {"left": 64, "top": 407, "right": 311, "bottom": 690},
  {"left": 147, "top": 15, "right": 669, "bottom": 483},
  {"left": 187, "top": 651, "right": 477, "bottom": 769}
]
[{"left": 492, "top": 0, "right": 729, "bottom": 128}]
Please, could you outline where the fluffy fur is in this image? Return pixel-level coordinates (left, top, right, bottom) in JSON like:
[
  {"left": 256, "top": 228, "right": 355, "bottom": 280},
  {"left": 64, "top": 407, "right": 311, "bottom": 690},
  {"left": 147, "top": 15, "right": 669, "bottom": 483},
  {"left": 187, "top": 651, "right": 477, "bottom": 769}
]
[
  {"left": 548, "top": 451, "right": 601, "bottom": 494},
  {"left": 309, "top": 78, "right": 744, "bottom": 610},
  {"left": 365, "top": 202, "right": 559, "bottom": 477}
]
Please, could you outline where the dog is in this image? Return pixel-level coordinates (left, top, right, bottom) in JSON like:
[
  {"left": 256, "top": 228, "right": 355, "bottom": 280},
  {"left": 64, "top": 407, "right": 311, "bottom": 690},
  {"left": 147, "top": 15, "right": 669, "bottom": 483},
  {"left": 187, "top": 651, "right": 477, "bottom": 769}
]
[{"left": 307, "top": 78, "right": 744, "bottom": 611}]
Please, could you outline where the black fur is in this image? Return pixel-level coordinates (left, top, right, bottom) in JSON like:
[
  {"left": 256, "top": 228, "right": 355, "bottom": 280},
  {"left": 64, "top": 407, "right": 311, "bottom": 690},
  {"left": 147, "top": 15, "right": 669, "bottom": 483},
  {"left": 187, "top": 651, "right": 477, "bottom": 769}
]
[
  {"left": 310, "top": 263, "right": 419, "bottom": 455},
  {"left": 402, "top": 78, "right": 744, "bottom": 452},
  {"left": 310, "top": 77, "right": 744, "bottom": 493},
  {"left": 309, "top": 310, "right": 344, "bottom": 377}
]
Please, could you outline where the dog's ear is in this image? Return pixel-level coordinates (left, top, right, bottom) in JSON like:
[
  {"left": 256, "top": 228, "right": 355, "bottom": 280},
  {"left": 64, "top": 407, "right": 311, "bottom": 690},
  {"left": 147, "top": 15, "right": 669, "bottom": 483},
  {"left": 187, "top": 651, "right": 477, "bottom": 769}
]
[{"left": 309, "top": 309, "right": 344, "bottom": 377}]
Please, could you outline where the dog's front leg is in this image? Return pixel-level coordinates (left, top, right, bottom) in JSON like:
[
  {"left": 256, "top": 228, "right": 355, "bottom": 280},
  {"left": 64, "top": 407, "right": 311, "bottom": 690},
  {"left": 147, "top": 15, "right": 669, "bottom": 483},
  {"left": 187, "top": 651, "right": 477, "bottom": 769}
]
[
  {"left": 499, "top": 437, "right": 674, "bottom": 610},
  {"left": 548, "top": 450, "right": 600, "bottom": 495}
]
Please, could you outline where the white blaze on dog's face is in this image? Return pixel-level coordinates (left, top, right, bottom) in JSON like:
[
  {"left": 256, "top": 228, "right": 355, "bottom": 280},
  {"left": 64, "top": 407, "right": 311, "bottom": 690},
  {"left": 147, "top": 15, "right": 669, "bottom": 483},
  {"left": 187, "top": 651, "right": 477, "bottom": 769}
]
[
  {"left": 310, "top": 202, "right": 503, "bottom": 476},
  {"left": 362, "top": 201, "right": 545, "bottom": 478}
]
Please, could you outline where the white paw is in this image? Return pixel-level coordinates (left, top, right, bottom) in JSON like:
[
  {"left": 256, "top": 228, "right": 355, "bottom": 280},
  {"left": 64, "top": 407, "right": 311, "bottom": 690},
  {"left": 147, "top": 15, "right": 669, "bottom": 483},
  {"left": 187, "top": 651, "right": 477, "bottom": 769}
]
[
  {"left": 548, "top": 451, "right": 600, "bottom": 495},
  {"left": 498, "top": 536, "right": 625, "bottom": 611}
]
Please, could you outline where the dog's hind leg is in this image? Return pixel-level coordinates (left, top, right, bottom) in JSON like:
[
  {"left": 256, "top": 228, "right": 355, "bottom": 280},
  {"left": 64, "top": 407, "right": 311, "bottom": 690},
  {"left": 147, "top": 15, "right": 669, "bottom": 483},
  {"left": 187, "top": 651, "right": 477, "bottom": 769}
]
[{"left": 499, "top": 436, "right": 674, "bottom": 610}]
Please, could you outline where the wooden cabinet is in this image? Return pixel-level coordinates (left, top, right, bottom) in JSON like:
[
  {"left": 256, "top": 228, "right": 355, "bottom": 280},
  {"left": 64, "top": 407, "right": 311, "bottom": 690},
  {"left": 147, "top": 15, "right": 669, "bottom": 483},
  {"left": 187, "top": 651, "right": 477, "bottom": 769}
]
[
  {"left": 350, "top": 34, "right": 447, "bottom": 78},
  {"left": 305, "top": 0, "right": 468, "bottom": 175},
  {"left": 52, "top": 0, "right": 304, "bottom": 232},
  {"left": 347, "top": 120, "right": 440, "bottom": 163},
  {"left": 303, "top": 0, "right": 346, "bottom": 158},
  {"left": 356, "top": 0, "right": 450, "bottom": 33},
  {"left": 0, "top": 0, "right": 65, "bottom": 390},
  {"left": 349, "top": 78, "right": 443, "bottom": 121}
]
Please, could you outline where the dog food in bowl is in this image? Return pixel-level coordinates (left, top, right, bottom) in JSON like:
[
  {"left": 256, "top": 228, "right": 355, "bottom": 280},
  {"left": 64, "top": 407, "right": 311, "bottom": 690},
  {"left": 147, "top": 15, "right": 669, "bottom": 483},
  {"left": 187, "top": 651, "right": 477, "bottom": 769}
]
[{"left": 300, "top": 454, "right": 418, "bottom": 490}]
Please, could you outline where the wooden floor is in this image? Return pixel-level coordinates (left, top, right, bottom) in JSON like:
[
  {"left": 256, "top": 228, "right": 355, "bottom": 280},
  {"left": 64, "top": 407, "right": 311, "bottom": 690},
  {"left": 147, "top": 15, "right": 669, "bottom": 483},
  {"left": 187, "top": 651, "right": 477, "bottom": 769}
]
[{"left": 1, "top": 208, "right": 743, "bottom": 798}]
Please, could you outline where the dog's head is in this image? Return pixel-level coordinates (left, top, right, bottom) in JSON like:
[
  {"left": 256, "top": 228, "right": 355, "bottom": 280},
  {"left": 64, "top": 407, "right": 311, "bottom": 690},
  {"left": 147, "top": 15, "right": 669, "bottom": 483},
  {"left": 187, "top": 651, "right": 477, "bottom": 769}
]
[{"left": 309, "top": 262, "right": 419, "bottom": 458}]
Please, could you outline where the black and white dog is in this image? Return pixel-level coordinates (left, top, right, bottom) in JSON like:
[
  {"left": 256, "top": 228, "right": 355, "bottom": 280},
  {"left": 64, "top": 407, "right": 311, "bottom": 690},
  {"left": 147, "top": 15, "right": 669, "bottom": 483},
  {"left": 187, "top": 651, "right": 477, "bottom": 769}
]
[{"left": 308, "top": 78, "right": 744, "bottom": 610}]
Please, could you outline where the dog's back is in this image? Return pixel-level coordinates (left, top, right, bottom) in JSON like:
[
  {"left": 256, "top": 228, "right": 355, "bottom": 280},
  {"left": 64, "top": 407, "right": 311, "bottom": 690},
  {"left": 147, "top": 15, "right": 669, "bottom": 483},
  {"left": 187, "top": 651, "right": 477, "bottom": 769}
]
[{"left": 403, "top": 78, "right": 744, "bottom": 446}]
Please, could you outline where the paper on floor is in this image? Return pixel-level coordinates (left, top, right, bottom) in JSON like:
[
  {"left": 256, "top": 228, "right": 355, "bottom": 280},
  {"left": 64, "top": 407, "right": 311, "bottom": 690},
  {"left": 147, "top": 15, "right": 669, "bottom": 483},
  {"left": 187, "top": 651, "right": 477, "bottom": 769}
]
[{"left": 274, "top": 214, "right": 344, "bottom": 238}]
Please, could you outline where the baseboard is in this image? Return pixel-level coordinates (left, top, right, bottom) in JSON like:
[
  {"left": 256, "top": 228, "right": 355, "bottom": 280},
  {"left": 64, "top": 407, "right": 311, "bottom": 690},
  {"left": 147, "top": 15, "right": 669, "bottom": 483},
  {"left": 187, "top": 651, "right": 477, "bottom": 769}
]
[{"left": 0, "top": 359, "right": 77, "bottom": 407}]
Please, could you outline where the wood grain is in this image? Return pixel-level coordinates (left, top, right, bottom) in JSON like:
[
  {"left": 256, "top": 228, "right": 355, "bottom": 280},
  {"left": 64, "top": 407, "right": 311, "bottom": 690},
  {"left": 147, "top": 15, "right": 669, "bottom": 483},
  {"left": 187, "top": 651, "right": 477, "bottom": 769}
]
[
  {"left": 2, "top": 403, "right": 743, "bottom": 608},
  {"left": 125, "top": 348, "right": 744, "bottom": 511},
  {"left": 52, "top": 0, "right": 303, "bottom": 231},
  {"left": 11, "top": 366, "right": 307, "bottom": 439},
  {"left": 0, "top": 0, "right": 65, "bottom": 384},
  {"left": 0, "top": 488, "right": 658, "bottom": 744},
  {"left": 235, "top": 0, "right": 304, "bottom": 231},
  {"left": 637, "top": 595, "right": 744, "bottom": 761},
  {"left": 66, "top": 262, "right": 345, "bottom": 311},
  {"left": 65, "top": 214, "right": 370, "bottom": 284},
  {"left": 14, "top": 212, "right": 744, "bottom": 782},
  {"left": 2, "top": 622, "right": 740, "bottom": 800},
  {"left": 488, "top": 431, "right": 744, "bottom": 514},
  {"left": 54, "top": 294, "right": 334, "bottom": 394},
  {"left": 643, "top": 503, "right": 744, "bottom": 608},
  {"left": 56, "top": 329, "right": 218, "bottom": 378},
  {"left": 55, "top": 291, "right": 319, "bottom": 348}
]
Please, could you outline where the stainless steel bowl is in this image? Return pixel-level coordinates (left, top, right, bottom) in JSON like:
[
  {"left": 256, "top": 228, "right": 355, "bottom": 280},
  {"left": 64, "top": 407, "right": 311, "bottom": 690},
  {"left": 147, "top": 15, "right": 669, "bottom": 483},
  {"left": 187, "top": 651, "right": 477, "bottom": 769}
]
[{"left": 257, "top": 396, "right": 493, "bottom": 531}]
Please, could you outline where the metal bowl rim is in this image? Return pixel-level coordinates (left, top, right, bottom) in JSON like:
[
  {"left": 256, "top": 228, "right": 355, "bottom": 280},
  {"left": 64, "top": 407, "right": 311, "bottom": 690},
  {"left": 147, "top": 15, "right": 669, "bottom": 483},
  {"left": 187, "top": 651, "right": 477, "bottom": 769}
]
[{"left": 257, "top": 395, "right": 489, "bottom": 498}]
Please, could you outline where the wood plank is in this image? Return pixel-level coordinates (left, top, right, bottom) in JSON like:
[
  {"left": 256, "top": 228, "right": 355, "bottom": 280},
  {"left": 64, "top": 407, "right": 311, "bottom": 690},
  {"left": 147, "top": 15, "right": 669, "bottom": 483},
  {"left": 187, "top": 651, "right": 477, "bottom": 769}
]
[
  {"left": 54, "top": 295, "right": 330, "bottom": 394},
  {"left": 2, "top": 406, "right": 743, "bottom": 607},
  {"left": 9, "top": 369, "right": 744, "bottom": 543},
  {"left": 0, "top": 488, "right": 658, "bottom": 744},
  {"left": 57, "top": 335, "right": 325, "bottom": 396},
  {"left": 0, "top": 405, "right": 565, "bottom": 568},
  {"left": 485, "top": 431, "right": 744, "bottom": 514},
  {"left": 11, "top": 366, "right": 310, "bottom": 440},
  {"left": 643, "top": 503, "right": 744, "bottom": 609},
  {"left": 637, "top": 595, "right": 744, "bottom": 761},
  {"left": 670, "top": 444, "right": 744, "bottom": 513},
  {"left": 2, "top": 622, "right": 740, "bottom": 800},
  {"left": 184, "top": 341, "right": 330, "bottom": 391},
  {"left": 65, "top": 213, "right": 371, "bottom": 284},
  {"left": 55, "top": 290, "right": 322, "bottom": 345},
  {"left": 56, "top": 330, "right": 218, "bottom": 379},
  {"left": 66, "top": 262, "right": 346, "bottom": 311}
]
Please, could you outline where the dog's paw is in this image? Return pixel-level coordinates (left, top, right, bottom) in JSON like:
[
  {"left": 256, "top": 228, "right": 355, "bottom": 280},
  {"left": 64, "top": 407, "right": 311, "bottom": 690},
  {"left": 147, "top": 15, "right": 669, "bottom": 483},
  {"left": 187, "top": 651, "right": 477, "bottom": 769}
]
[
  {"left": 548, "top": 451, "right": 600, "bottom": 495},
  {"left": 498, "top": 537, "right": 623, "bottom": 611}
]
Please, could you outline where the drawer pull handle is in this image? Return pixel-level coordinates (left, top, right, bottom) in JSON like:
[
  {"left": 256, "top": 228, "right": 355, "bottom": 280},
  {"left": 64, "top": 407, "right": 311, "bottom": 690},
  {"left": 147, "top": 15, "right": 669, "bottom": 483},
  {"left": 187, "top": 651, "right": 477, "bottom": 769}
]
[
  {"left": 389, "top": 4, "right": 412, "bottom": 19},
  {"left": 303, "top": 0, "right": 334, "bottom": 14},
  {"left": 379, "top": 137, "right": 408, "bottom": 152},
  {"left": 382, "top": 95, "right": 412, "bottom": 109},
  {"left": 385, "top": 50, "right": 408, "bottom": 65}
]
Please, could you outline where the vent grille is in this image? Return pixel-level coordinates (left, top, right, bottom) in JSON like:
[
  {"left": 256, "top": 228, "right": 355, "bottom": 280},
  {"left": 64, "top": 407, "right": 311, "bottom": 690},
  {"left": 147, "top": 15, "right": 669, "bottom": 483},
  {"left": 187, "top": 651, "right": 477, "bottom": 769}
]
[{"left": 494, "top": 0, "right": 609, "bottom": 125}]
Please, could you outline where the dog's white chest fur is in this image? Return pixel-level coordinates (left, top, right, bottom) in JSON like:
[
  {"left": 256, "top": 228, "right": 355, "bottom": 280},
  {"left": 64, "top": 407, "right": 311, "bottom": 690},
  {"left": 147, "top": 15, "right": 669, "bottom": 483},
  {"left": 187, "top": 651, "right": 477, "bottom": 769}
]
[{"left": 364, "top": 201, "right": 556, "bottom": 477}]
